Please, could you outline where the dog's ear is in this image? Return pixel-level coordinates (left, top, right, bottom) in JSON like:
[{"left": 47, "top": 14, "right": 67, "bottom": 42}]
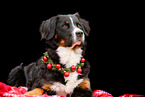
[
  {"left": 74, "top": 12, "right": 80, "bottom": 18},
  {"left": 75, "top": 12, "right": 90, "bottom": 37},
  {"left": 39, "top": 16, "right": 58, "bottom": 40}
]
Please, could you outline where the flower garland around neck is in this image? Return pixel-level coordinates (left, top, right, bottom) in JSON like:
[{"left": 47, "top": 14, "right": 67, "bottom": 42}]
[{"left": 41, "top": 52, "right": 85, "bottom": 77}]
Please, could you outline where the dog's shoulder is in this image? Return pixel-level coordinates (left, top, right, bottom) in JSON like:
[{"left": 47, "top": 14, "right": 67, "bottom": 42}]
[
  {"left": 23, "top": 57, "right": 44, "bottom": 89},
  {"left": 24, "top": 56, "right": 65, "bottom": 90}
]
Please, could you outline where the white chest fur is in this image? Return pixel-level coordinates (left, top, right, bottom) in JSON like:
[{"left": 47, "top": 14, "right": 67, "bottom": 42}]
[
  {"left": 50, "top": 47, "right": 84, "bottom": 96},
  {"left": 56, "top": 47, "right": 83, "bottom": 68}
]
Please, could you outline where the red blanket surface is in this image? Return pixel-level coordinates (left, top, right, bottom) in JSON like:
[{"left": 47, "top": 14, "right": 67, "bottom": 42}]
[
  {"left": 0, "top": 82, "right": 64, "bottom": 97},
  {"left": 0, "top": 82, "right": 144, "bottom": 97}
]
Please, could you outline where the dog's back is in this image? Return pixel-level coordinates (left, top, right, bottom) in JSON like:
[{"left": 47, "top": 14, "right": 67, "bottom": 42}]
[
  {"left": 7, "top": 62, "right": 39, "bottom": 90},
  {"left": 7, "top": 63, "right": 26, "bottom": 86}
]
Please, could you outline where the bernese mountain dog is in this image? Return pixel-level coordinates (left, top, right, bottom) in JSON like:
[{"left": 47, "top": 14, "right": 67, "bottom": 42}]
[{"left": 7, "top": 13, "right": 93, "bottom": 97}]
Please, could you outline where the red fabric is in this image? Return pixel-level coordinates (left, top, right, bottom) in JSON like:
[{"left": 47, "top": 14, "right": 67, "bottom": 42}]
[
  {"left": 0, "top": 82, "right": 64, "bottom": 97},
  {"left": 0, "top": 82, "right": 114, "bottom": 97},
  {"left": 0, "top": 82, "right": 11, "bottom": 96},
  {"left": 1, "top": 82, "right": 144, "bottom": 97},
  {"left": 93, "top": 90, "right": 113, "bottom": 97},
  {"left": 119, "top": 94, "right": 145, "bottom": 97}
]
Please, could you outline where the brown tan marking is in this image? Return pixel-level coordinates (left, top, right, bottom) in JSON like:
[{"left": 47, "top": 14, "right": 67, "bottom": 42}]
[
  {"left": 66, "top": 21, "right": 69, "bottom": 24},
  {"left": 55, "top": 34, "right": 57, "bottom": 39},
  {"left": 77, "top": 79, "right": 91, "bottom": 89},
  {"left": 42, "top": 83, "right": 52, "bottom": 91},
  {"left": 24, "top": 88, "right": 44, "bottom": 96},
  {"left": 59, "top": 39, "right": 65, "bottom": 47}
]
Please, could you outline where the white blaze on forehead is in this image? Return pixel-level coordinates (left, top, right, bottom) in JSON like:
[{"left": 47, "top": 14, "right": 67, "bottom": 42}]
[
  {"left": 69, "top": 16, "right": 76, "bottom": 28},
  {"left": 69, "top": 16, "right": 84, "bottom": 43}
]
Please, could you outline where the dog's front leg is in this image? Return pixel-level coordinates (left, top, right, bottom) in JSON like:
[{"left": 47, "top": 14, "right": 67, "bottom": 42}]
[
  {"left": 71, "top": 79, "right": 93, "bottom": 97},
  {"left": 24, "top": 88, "right": 44, "bottom": 96}
]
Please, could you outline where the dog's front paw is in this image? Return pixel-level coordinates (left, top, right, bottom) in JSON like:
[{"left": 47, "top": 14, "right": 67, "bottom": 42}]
[
  {"left": 65, "top": 79, "right": 83, "bottom": 94},
  {"left": 24, "top": 88, "right": 44, "bottom": 96}
]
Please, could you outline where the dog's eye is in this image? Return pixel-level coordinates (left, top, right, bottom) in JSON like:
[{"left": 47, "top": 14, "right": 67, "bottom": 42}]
[
  {"left": 62, "top": 24, "right": 68, "bottom": 28},
  {"left": 77, "top": 23, "right": 81, "bottom": 28}
]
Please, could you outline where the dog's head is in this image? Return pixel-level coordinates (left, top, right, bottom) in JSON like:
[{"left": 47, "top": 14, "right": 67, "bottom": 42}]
[{"left": 40, "top": 13, "right": 90, "bottom": 49}]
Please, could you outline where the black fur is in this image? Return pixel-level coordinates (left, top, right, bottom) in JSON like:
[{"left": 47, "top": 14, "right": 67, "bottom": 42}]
[
  {"left": 7, "top": 13, "right": 92, "bottom": 97},
  {"left": 75, "top": 12, "right": 90, "bottom": 37},
  {"left": 40, "top": 16, "right": 58, "bottom": 40},
  {"left": 71, "top": 88, "right": 92, "bottom": 97},
  {"left": 7, "top": 63, "right": 26, "bottom": 86}
]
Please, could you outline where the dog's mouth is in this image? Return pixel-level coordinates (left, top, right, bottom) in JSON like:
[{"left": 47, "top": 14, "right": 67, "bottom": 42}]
[{"left": 67, "top": 41, "right": 83, "bottom": 49}]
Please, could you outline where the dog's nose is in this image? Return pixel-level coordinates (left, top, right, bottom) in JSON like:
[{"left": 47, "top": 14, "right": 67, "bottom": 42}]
[{"left": 76, "top": 32, "right": 83, "bottom": 37}]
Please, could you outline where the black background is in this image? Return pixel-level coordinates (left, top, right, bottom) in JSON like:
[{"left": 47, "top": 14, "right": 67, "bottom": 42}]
[{"left": 0, "top": 3, "right": 144, "bottom": 97}]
